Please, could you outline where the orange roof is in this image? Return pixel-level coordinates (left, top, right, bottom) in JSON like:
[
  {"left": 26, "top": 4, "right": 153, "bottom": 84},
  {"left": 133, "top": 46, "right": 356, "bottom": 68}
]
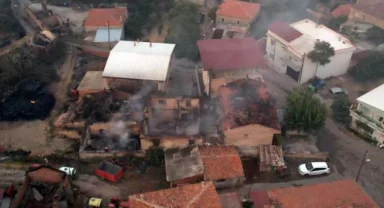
[
  {"left": 84, "top": 8, "right": 127, "bottom": 27},
  {"left": 199, "top": 146, "right": 244, "bottom": 180},
  {"left": 217, "top": 0, "right": 260, "bottom": 20},
  {"left": 268, "top": 179, "right": 379, "bottom": 208},
  {"left": 332, "top": 4, "right": 352, "bottom": 17},
  {"left": 128, "top": 181, "right": 222, "bottom": 208}
]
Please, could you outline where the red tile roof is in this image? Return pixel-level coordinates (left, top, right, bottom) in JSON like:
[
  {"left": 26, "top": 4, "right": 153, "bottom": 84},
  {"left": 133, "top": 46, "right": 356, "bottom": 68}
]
[
  {"left": 332, "top": 4, "right": 352, "bottom": 17},
  {"left": 129, "top": 182, "right": 222, "bottom": 208},
  {"left": 218, "top": 78, "right": 280, "bottom": 132},
  {"left": 268, "top": 21, "right": 303, "bottom": 42},
  {"left": 250, "top": 191, "right": 271, "bottom": 208},
  {"left": 199, "top": 146, "right": 244, "bottom": 180},
  {"left": 84, "top": 8, "right": 127, "bottom": 27},
  {"left": 268, "top": 179, "right": 379, "bottom": 208},
  {"left": 353, "top": 0, "right": 384, "bottom": 19},
  {"left": 217, "top": 0, "right": 260, "bottom": 20},
  {"left": 197, "top": 38, "right": 265, "bottom": 71}
]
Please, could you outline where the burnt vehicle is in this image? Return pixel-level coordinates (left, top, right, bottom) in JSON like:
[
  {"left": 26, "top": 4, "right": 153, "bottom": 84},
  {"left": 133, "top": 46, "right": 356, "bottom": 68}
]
[{"left": 0, "top": 79, "right": 55, "bottom": 120}]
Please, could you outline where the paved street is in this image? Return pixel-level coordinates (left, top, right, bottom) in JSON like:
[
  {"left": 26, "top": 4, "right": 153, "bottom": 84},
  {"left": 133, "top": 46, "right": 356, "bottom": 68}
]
[{"left": 258, "top": 68, "right": 384, "bottom": 206}]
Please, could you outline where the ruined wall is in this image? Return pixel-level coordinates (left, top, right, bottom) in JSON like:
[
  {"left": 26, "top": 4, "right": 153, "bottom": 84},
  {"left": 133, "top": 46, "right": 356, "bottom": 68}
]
[
  {"left": 171, "top": 174, "right": 204, "bottom": 187},
  {"left": 150, "top": 97, "right": 200, "bottom": 110},
  {"left": 105, "top": 78, "right": 144, "bottom": 92},
  {"left": 213, "top": 177, "right": 245, "bottom": 189},
  {"left": 223, "top": 124, "right": 279, "bottom": 147}
]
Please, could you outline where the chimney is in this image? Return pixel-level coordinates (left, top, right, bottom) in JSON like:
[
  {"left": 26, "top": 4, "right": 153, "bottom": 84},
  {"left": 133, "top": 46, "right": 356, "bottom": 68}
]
[{"left": 150, "top": 42, "right": 152, "bottom": 47}]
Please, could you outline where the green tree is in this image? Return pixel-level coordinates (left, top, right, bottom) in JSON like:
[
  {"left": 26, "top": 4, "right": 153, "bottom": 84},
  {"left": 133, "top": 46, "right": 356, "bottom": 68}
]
[
  {"left": 166, "top": 2, "right": 201, "bottom": 59},
  {"left": 366, "top": 26, "right": 384, "bottom": 45},
  {"left": 307, "top": 40, "right": 335, "bottom": 77},
  {"left": 284, "top": 89, "right": 327, "bottom": 133},
  {"left": 331, "top": 95, "right": 351, "bottom": 125},
  {"left": 349, "top": 51, "right": 384, "bottom": 82}
]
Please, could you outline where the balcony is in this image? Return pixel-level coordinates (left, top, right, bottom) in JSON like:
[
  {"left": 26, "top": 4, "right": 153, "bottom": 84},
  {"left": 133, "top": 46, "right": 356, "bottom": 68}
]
[{"left": 350, "top": 110, "right": 384, "bottom": 133}]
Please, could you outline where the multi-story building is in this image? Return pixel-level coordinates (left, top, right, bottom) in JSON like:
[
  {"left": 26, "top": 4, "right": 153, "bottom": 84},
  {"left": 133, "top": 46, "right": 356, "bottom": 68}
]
[
  {"left": 266, "top": 19, "right": 355, "bottom": 84},
  {"left": 350, "top": 83, "right": 384, "bottom": 145}
]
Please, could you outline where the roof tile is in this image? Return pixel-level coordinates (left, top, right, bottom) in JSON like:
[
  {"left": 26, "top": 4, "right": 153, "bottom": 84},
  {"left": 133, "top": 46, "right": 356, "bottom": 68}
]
[
  {"left": 268, "top": 21, "right": 303, "bottom": 42},
  {"left": 128, "top": 181, "right": 222, "bottom": 208},
  {"left": 268, "top": 179, "right": 379, "bottom": 208},
  {"left": 332, "top": 4, "right": 352, "bottom": 17},
  {"left": 217, "top": 0, "right": 260, "bottom": 20},
  {"left": 199, "top": 146, "right": 244, "bottom": 180},
  {"left": 84, "top": 8, "right": 128, "bottom": 27},
  {"left": 197, "top": 38, "right": 265, "bottom": 71}
]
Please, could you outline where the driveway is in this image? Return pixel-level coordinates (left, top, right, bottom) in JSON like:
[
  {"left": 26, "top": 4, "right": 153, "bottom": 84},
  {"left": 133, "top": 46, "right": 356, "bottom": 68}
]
[{"left": 259, "top": 68, "right": 384, "bottom": 206}]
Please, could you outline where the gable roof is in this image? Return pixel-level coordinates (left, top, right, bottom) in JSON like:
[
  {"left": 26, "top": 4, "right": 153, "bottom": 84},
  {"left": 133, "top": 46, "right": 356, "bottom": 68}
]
[
  {"left": 268, "top": 21, "right": 303, "bottom": 42},
  {"left": 217, "top": 0, "right": 260, "bottom": 20},
  {"left": 103, "top": 41, "right": 175, "bottom": 81},
  {"left": 218, "top": 78, "right": 280, "bottom": 131},
  {"left": 84, "top": 8, "right": 128, "bottom": 27},
  {"left": 357, "top": 83, "right": 384, "bottom": 111},
  {"left": 353, "top": 0, "right": 384, "bottom": 20},
  {"left": 268, "top": 179, "right": 379, "bottom": 208},
  {"left": 197, "top": 38, "right": 265, "bottom": 71},
  {"left": 199, "top": 146, "right": 244, "bottom": 180},
  {"left": 332, "top": 4, "right": 352, "bottom": 17},
  {"left": 128, "top": 181, "right": 222, "bottom": 208}
]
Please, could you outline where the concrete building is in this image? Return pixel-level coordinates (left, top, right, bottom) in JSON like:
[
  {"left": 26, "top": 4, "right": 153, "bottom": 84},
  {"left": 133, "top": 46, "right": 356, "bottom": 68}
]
[
  {"left": 198, "top": 38, "right": 265, "bottom": 97},
  {"left": 349, "top": 0, "right": 384, "bottom": 30},
  {"left": 143, "top": 95, "right": 202, "bottom": 149},
  {"left": 266, "top": 19, "right": 355, "bottom": 84},
  {"left": 164, "top": 145, "right": 245, "bottom": 189},
  {"left": 216, "top": 0, "right": 260, "bottom": 38},
  {"left": 218, "top": 78, "right": 281, "bottom": 148},
  {"left": 350, "top": 83, "right": 384, "bottom": 145},
  {"left": 102, "top": 41, "right": 175, "bottom": 92}
]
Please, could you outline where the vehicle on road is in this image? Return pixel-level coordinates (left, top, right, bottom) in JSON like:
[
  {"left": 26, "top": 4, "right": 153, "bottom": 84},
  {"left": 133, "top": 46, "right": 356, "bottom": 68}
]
[
  {"left": 298, "top": 162, "right": 330, "bottom": 176},
  {"left": 308, "top": 79, "right": 325, "bottom": 93},
  {"left": 329, "top": 87, "right": 348, "bottom": 96}
]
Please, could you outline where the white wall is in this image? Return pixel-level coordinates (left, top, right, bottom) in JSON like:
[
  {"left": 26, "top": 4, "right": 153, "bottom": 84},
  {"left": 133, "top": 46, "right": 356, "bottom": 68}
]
[{"left": 266, "top": 34, "right": 294, "bottom": 74}]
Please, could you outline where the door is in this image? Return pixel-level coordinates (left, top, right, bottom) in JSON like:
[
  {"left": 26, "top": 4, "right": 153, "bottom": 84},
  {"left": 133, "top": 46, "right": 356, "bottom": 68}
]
[
  {"left": 286, "top": 66, "right": 300, "bottom": 82},
  {"left": 311, "top": 168, "right": 325, "bottom": 175}
]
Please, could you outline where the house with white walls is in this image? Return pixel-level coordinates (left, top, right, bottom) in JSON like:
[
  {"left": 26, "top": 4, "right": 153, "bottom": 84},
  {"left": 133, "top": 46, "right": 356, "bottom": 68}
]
[
  {"left": 266, "top": 19, "right": 356, "bottom": 84},
  {"left": 350, "top": 83, "right": 384, "bottom": 146}
]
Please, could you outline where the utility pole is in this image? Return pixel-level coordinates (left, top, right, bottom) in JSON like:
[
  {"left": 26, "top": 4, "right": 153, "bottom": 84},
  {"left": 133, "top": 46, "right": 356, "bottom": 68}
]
[
  {"left": 107, "top": 20, "right": 111, "bottom": 50},
  {"left": 356, "top": 150, "right": 368, "bottom": 182}
]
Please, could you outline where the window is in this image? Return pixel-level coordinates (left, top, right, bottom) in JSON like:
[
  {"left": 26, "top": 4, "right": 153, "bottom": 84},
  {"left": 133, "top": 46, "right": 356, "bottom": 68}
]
[
  {"left": 222, "top": 18, "right": 224, "bottom": 22},
  {"left": 186, "top": 100, "right": 191, "bottom": 107},
  {"left": 269, "top": 53, "right": 275, "bottom": 60},
  {"left": 158, "top": 100, "right": 166, "bottom": 105},
  {"left": 379, "top": 117, "right": 383, "bottom": 122},
  {"left": 237, "top": 21, "right": 239, "bottom": 24},
  {"left": 305, "top": 163, "right": 314, "bottom": 171},
  {"left": 270, "top": 39, "right": 276, "bottom": 46},
  {"left": 189, "top": 140, "right": 195, "bottom": 145}
]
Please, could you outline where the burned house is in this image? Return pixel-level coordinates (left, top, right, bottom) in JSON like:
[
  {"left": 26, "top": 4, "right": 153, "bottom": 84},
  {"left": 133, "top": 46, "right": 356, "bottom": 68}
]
[
  {"left": 218, "top": 78, "right": 281, "bottom": 149},
  {"left": 12, "top": 165, "right": 73, "bottom": 208},
  {"left": 197, "top": 38, "right": 266, "bottom": 97},
  {"left": 143, "top": 96, "right": 202, "bottom": 149},
  {"left": 79, "top": 121, "right": 141, "bottom": 159},
  {"left": 28, "top": 30, "right": 56, "bottom": 51},
  {"left": 165, "top": 145, "right": 245, "bottom": 189},
  {"left": 102, "top": 41, "right": 175, "bottom": 92}
]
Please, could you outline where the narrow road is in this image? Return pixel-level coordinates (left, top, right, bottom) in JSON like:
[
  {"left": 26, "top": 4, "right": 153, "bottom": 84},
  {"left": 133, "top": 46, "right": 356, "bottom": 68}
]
[{"left": 259, "top": 68, "right": 384, "bottom": 206}]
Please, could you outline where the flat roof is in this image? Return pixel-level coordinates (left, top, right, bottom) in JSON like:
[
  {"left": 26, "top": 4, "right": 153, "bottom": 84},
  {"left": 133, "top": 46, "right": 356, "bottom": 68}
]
[
  {"left": 77, "top": 71, "right": 106, "bottom": 91},
  {"left": 103, "top": 41, "right": 175, "bottom": 81},
  {"left": 94, "top": 28, "right": 122, "bottom": 42},
  {"left": 357, "top": 83, "right": 384, "bottom": 111},
  {"left": 289, "top": 19, "right": 354, "bottom": 54}
]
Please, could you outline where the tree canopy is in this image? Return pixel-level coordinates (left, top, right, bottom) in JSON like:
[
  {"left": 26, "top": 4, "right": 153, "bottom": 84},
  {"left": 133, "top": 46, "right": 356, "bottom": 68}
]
[
  {"left": 284, "top": 89, "right": 327, "bottom": 133},
  {"left": 308, "top": 40, "right": 335, "bottom": 66},
  {"left": 327, "top": 16, "right": 347, "bottom": 31},
  {"left": 165, "top": 2, "right": 201, "bottom": 59},
  {"left": 349, "top": 51, "right": 384, "bottom": 82},
  {"left": 331, "top": 95, "right": 351, "bottom": 125}
]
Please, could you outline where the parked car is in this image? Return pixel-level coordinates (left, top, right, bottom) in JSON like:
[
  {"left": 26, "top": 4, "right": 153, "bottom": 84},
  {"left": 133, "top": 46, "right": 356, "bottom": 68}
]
[
  {"left": 329, "top": 87, "right": 348, "bottom": 96},
  {"left": 59, "top": 166, "right": 77, "bottom": 177},
  {"left": 298, "top": 162, "right": 330, "bottom": 176}
]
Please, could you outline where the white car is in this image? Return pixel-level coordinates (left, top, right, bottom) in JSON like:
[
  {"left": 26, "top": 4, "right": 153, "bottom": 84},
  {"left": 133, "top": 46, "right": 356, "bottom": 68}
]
[
  {"left": 298, "top": 162, "right": 330, "bottom": 176},
  {"left": 59, "top": 167, "right": 77, "bottom": 177}
]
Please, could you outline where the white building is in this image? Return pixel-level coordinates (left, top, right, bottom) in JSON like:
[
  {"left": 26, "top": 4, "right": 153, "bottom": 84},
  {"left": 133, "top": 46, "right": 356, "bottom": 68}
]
[
  {"left": 350, "top": 84, "right": 384, "bottom": 145},
  {"left": 102, "top": 41, "right": 176, "bottom": 92},
  {"left": 266, "top": 19, "right": 356, "bottom": 84}
]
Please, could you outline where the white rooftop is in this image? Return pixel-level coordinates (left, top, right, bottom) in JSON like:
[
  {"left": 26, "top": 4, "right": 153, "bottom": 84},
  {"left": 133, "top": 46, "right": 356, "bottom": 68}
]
[
  {"left": 357, "top": 83, "right": 384, "bottom": 111},
  {"left": 103, "top": 41, "right": 176, "bottom": 81},
  {"left": 289, "top": 19, "right": 354, "bottom": 55}
]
